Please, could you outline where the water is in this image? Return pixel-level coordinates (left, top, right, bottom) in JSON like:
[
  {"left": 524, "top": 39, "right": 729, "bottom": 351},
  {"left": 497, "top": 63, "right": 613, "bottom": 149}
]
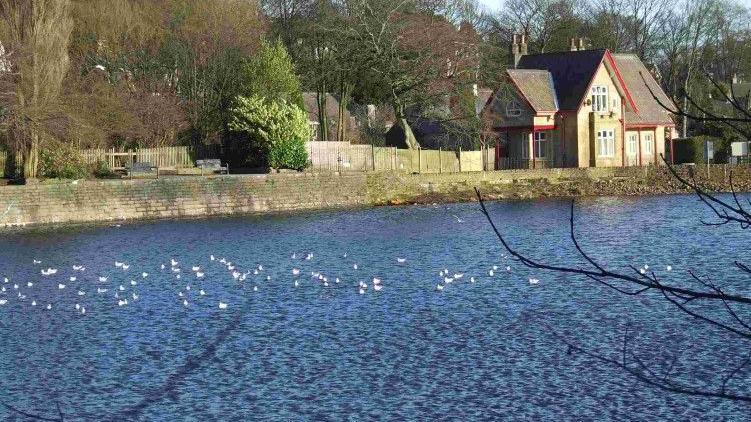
[{"left": 0, "top": 195, "right": 749, "bottom": 420}]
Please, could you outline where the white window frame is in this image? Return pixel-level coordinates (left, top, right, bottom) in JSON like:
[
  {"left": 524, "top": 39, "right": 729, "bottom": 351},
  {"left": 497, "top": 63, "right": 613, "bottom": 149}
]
[
  {"left": 626, "top": 134, "right": 637, "bottom": 156},
  {"left": 534, "top": 131, "right": 547, "bottom": 159},
  {"left": 506, "top": 100, "right": 522, "bottom": 118},
  {"left": 597, "top": 129, "right": 615, "bottom": 158},
  {"left": 591, "top": 85, "right": 609, "bottom": 113},
  {"left": 643, "top": 133, "right": 654, "bottom": 155}
]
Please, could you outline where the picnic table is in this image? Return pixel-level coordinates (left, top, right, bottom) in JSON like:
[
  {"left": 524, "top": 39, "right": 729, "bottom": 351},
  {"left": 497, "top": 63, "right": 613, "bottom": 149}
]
[
  {"left": 196, "top": 159, "right": 229, "bottom": 175},
  {"left": 125, "top": 162, "right": 159, "bottom": 179}
]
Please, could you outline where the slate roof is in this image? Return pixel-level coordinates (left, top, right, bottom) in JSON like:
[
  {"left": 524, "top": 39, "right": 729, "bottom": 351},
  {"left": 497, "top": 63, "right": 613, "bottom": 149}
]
[
  {"left": 611, "top": 54, "right": 674, "bottom": 126},
  {"left": 506, "top": 69, "right": 558, "bottom": 112},
  {"left": 516, "top": 49, "right": 607, "bottom": 111}
]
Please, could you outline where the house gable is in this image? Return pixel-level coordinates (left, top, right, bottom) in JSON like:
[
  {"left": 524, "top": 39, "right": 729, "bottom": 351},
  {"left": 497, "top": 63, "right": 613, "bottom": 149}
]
[{"left": 483, "top": 82, "right": 536, "bottom": 129}]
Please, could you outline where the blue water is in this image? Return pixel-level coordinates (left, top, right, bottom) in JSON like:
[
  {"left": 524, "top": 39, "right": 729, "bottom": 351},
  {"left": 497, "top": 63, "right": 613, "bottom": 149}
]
[{"left": 0, "top": 195, "right": 749, "bottom": 420}]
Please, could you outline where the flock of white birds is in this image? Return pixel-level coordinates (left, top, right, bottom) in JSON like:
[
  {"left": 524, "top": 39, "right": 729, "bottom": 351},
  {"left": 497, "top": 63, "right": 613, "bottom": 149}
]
[{"left": 0, "top": 250, "right": 673, "bottom": 315}]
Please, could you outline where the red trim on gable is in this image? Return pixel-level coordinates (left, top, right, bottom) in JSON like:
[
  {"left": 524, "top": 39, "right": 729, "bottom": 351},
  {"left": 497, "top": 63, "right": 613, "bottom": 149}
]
[
  {"left": 493, "top": 125, "right": 556, "bottom": 132},
  {"left": 605, "top": 51, "right": 639, "bottom": 113}
]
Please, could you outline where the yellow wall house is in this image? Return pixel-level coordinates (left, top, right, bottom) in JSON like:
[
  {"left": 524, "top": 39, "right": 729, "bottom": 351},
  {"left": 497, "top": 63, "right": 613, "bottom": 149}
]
[{"left": 482, "top": 35, "right": 677, "bottom": 169}]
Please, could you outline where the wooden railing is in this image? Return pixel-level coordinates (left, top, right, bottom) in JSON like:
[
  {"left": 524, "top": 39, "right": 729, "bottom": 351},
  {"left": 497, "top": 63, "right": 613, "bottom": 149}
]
[{"left": 80, "top": 146, "right": 193, "bottom": 170}]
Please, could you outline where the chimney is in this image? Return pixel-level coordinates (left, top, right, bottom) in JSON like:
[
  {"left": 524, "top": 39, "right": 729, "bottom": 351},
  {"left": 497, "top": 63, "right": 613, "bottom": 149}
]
[
  {"left": 570, "top": 38, "right": 578, "bottom": 52},
  {"left": 520, "top": 33, "right": 528, "bottom": 55},
  {"left": 732, "top": 73, "right": 739, "bottom": 84},
  {"left": 511, "top": 33, "right": 524, "bottom": 68},
  {"left": 577, "top": 38, "right": 585, "bottom": 51}
]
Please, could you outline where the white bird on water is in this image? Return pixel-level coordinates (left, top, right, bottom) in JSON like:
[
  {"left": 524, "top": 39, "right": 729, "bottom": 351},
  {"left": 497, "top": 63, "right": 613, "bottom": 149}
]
[
  {"left": 489, "top": 270, "right": 494, "bottom": 276},
  {"left": 171, "top": 259, "right": 179, "bottom": 267},
  {"left": 99, "top": 276, "right": 108, "bottom": 282},
  {"left": 397, "top": 258, "right": 406, "bottom": 263},
  {"left": 666, "top": 265, "right": 673, "bottom": 272},
  {"left": 115, "top": 262, "right": 124, "bottom": 268},
  {"left": 196, "top": 272, "right": 204, "bottom": 278},
  {"left": 199, "top": 290, "right": 206, "bottom": 296},
  {"left": 142, "top": 272, "right": 149, "bottom": 278},
  {"left": 58, "top": 284, "right": 66, "bottom": 290},
  {"left": 219, "top": 302, "right": 228, "bottom": 309},
  {"left": 353, "top": 264, "right": 358, "bottom": 270},
  {"left": 373, "top": 284, "right": 383, "bottom": 292},
  {"left": 436, "top": 284, "right": 444, "bottom": 291},
  {"left": 529, "top": 278, "right": 540, "bottom": 285},
  {"left": 46, "top": 304, "right": 52, "bottom": 310},
  {"left": 0, "top": 299, "right": 7, "bottom": 305},
  {"left": 70, "top": 277, "right": 76, "bottom": 282},
  {"left": 33, "top": 259, "right": 42, "bottom": 265},
  {"left": 27, "top": 282, "right": 33, "bottom": 288},
  {"left": 192, "top": 266, "right": 200, "bottom": 272}
]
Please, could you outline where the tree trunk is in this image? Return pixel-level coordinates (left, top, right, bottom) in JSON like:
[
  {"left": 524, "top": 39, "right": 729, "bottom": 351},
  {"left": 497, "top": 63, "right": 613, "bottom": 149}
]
[
  {"left": 395, "top": 118, "right": 419, "bottom": 150},
  {"left": 336, "top": 80, "right": 352, "bottom": 143},
  {"left": 23, "top": 129, "right": 39, "bottom": 180},
  {"left": 316, "top": 88, "right": 328, "bottom": 142}
]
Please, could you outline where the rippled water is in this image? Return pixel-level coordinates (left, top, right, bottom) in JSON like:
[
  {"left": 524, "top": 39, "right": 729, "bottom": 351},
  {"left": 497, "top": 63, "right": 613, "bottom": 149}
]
[{"left": 0, "top": 195, "right": 750, "bottom": 420}]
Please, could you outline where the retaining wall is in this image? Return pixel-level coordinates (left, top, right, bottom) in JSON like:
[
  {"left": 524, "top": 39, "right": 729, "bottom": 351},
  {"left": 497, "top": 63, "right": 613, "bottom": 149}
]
[{"left": 1, "top": 165, "right": 749, "bottom": 228}]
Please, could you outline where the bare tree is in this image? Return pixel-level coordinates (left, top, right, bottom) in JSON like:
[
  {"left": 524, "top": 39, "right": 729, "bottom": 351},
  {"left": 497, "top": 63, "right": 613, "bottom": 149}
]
[{"left": 0, "top": 0, "right": 74, "bottom": 179}]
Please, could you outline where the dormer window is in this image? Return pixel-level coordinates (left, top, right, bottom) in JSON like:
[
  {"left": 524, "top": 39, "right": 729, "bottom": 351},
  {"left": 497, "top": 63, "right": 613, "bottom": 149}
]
[
  {"left": 506, "top": 100, "right": 522, "bottom": 117},
  {"left": 591, "top": 86, "right": 609, "bottom": 112}
]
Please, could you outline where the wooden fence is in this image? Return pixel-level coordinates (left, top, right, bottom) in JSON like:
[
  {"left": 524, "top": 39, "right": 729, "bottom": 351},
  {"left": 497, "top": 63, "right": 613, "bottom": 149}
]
[
  {"left": 80, "top": 146, "right": 193, "bottom": 170},
  {"left": 306, "top": 141, "right": 496, "bottom": 173}
]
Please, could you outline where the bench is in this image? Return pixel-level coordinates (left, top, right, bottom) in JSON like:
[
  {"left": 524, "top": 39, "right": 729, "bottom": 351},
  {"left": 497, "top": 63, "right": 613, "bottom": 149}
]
[
  {"left": 196, "top": 159, "right": 229, "bottom": 175},
  {"left": 125, "top": 162, "right": 158, "bottom": 179}
]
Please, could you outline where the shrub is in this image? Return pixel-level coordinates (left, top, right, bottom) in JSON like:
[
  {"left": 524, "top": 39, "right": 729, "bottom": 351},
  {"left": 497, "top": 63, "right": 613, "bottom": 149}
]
[
  {"left": 91, "top": 160, "right": 116, "bottom": 178},
  {"left": 229, "top": 95, "right": 311, "bottom": 170},
  {"left": 39, "top": 142, "right": 89, "bottom": 179}
]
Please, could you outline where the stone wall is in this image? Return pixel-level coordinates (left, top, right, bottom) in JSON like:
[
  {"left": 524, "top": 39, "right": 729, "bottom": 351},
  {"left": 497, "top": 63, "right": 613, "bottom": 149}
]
[
  {"left": 0, "top": 173, "right": 369, "bottom": 227},
  {"left": 1, "top": 165, "right": 750, "bottom": 228}
]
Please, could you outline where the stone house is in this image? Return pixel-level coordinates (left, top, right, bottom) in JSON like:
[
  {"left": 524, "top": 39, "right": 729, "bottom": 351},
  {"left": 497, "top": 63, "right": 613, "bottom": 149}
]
[{"left": 481, "top": 35, "right": 677, "bottom": 169}]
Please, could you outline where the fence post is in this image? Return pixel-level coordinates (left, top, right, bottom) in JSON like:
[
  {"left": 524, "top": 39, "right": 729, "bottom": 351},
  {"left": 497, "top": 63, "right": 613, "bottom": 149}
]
[
  {"left": 371, "top": 143, "right": 376, "bottom": 171},
  {"left": 418, "top": 147, "right": 422, "bottom": 174},
  {"left": 458, "top": 146, "right": 462, "bottom": 173},
  {"left": 439, "top": 147, "right": 442, "bottom": 174}
]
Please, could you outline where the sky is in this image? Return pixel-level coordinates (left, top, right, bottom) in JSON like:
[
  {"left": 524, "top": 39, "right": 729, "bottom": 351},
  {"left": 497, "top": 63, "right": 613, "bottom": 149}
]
[{"left": 477, "top": 0, "right": 751, "bottom": 13}]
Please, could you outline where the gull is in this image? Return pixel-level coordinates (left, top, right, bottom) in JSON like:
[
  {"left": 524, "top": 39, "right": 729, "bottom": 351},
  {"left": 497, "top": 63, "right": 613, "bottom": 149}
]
[
  {"left": 178, "top": 292, "right": 184, "bottom": 297},
  {"left": 78, "top": 291, "right": 85, "bottom": 296},
  {"left": 253, "top": 286, "right": 258, "bottom": 292},
  {"left": 294, "top": 280, "right": 299, "bottom": 287},
  {"left": 291, "top": 253, "right": 297, "bottom": 259},
  {"left": 353, "top": 264, "right": 358, "bottom": 270},
  {"left": 70, "top": 277, "right": 76, "bottom": 282},
  {"left": 132, "top": 293, "right": 139, "bottom": 300},
  {"left": 266, "top": 276, "right": 271, "bottom": 281},
  {"left": 489, "top": 270, "right": 494, "bottom": 276},
  {"left": 335, "top": 278, "right": 340, "bottom": 284},
  {"left": 232, "top": 271, "right": 241, "bottom": 280},
  {"left": 397, "top": 258, "right": 406, "bottom": 263},
  {"left": 373, "top": 284, "right": 383, "bottom": 292},
  {"left": 118, "top": 299, "right": 128, "bottom": 307},
  {"left": 97, "top": 288, "right": 108, "bottom": 294},
  {"left": 666, "top": 265, "right": 673, "bottom": 271},
  {"left": 75, "top": 304, "right": 80, "bottom": 310},
  {"left": 27, "top": 282, "right": 33, "bottom": 287},
  {"left": 439, "top": 270, "right": 445, "bottom": 277},
  {"left": 58, "top": 284, "right": 66, "bottom": 290},
  {"left": 227, "top": 265, "right": 235, "bottom": 271},
  {"left": 1, "top": 287, "right": 4, "bottom": 292},
  {"left": 343, "top": 253, "right": 348, "bottom": 258},
  {"left": 436, "top": 284, "right": 444, "bottom": 291},
  {"left": 115, "top": 262, "right": 124, "bottom": 268},
  {"left": 493, "top": 265, "right": 498, "bottom": 271},
  {"left": 359, "top": 288, "right": 365, "bottom": 295},
  {"left": 373, "top": 278, "right": 381, "bottom": 285},
  {"left": 172, "top": 268, "right": 181, "bottom": 273},
  {"left": 13, "top": 284, "right": 18, "bottom": 290},
  {"left": 253, "top": 270, "right": 259, "bottom": 275},
  {"left": 41, "top": 268, "right": 58, "bottom": 276},
  {"left": 219, "top": 258, "right": 227, "bottom": 264},
  {"left": 119, "top": 285, "right": 125, "bottom": 291},
  {"left": 183, "top": 299, "right": 189, "bottom": 307},
  {"left": 258, "top": 265, "right": 263, "bottom": 271},
  {"left": 506, "top": 266, "right": 511, "bottom": 271},
  {"left": 186, "top": 285, "right": 191, "bottom": 291},
  {"left": 176, "top": 274, "right": 181, "bottom": 279},
  {"left": 453, "top": 273, "right": 464, "bottom": 279},
  {"left": 306, "top": 253, "right": 313, "bottom": 261},
  {"left": 33, "top": 259, "right": 42, "bottom": 265},
  {"left": 444, "top": 277, "right": 454, "bottom": 284},
  {"left": 46, "top": 304, "right": 52, "bottom": 310},
  {"left": 81, "top": 307, "right": 86, "bottom": 315},
  {"left": 196, "top": 272, "right": 204, "bottom": 278},
  {"left": 161, "top": 264, "right": 166, "bottom": 270},
  {"left": 171, "top": 259, "right": 179, "bottom": 267},
  {"left": 72, "top": 265, "right": 84, "bottom": 271},
  {"left": 0, "top": 299, "right": 7, "bottom": 305},
  {"left": 98, "top": 276, "right": 108, "bottom": 282},
  {"left": 644, "top": 264, "right": 650, "bottom": 270},
  {"left": 529, "top": 278, "right": 540, "bottom": 285},
  {"left": 192, "top": 266, "right": 200, "bottom": 272},
  {"left": 142, "top": 272, "right": 148, "bottom": 278},
  {"left": 114, "top": 292, "right": 119, "bottom": 298},
  {"left": 210, "top": 255, "right": 215, "bottom": 261},
  {"left": 122, "top": 265, "right": 130, "bottom": 270},
  {"left": 470, "top": 277, "right": 476, "bottom": 283},
  {"left": 639, "top": 268, "right": 646, "bottom": 275},
  {"left": 218, "top": 302, "right": 228, "bottom": 309},
  {"left": 199, "top": 290, "right": 206, "bottom": 296},
  {"left": 130, "top": 280, "right": 137, "bottom": 286},
  {"left": 31, "top": 301, "right": 36, "bottom": 306},
  {"left": 453, "top": 215, "right": 463, "bottom": 223},
  {"left": 324, "top": 281, "right": 329, "bottom": 287}
]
